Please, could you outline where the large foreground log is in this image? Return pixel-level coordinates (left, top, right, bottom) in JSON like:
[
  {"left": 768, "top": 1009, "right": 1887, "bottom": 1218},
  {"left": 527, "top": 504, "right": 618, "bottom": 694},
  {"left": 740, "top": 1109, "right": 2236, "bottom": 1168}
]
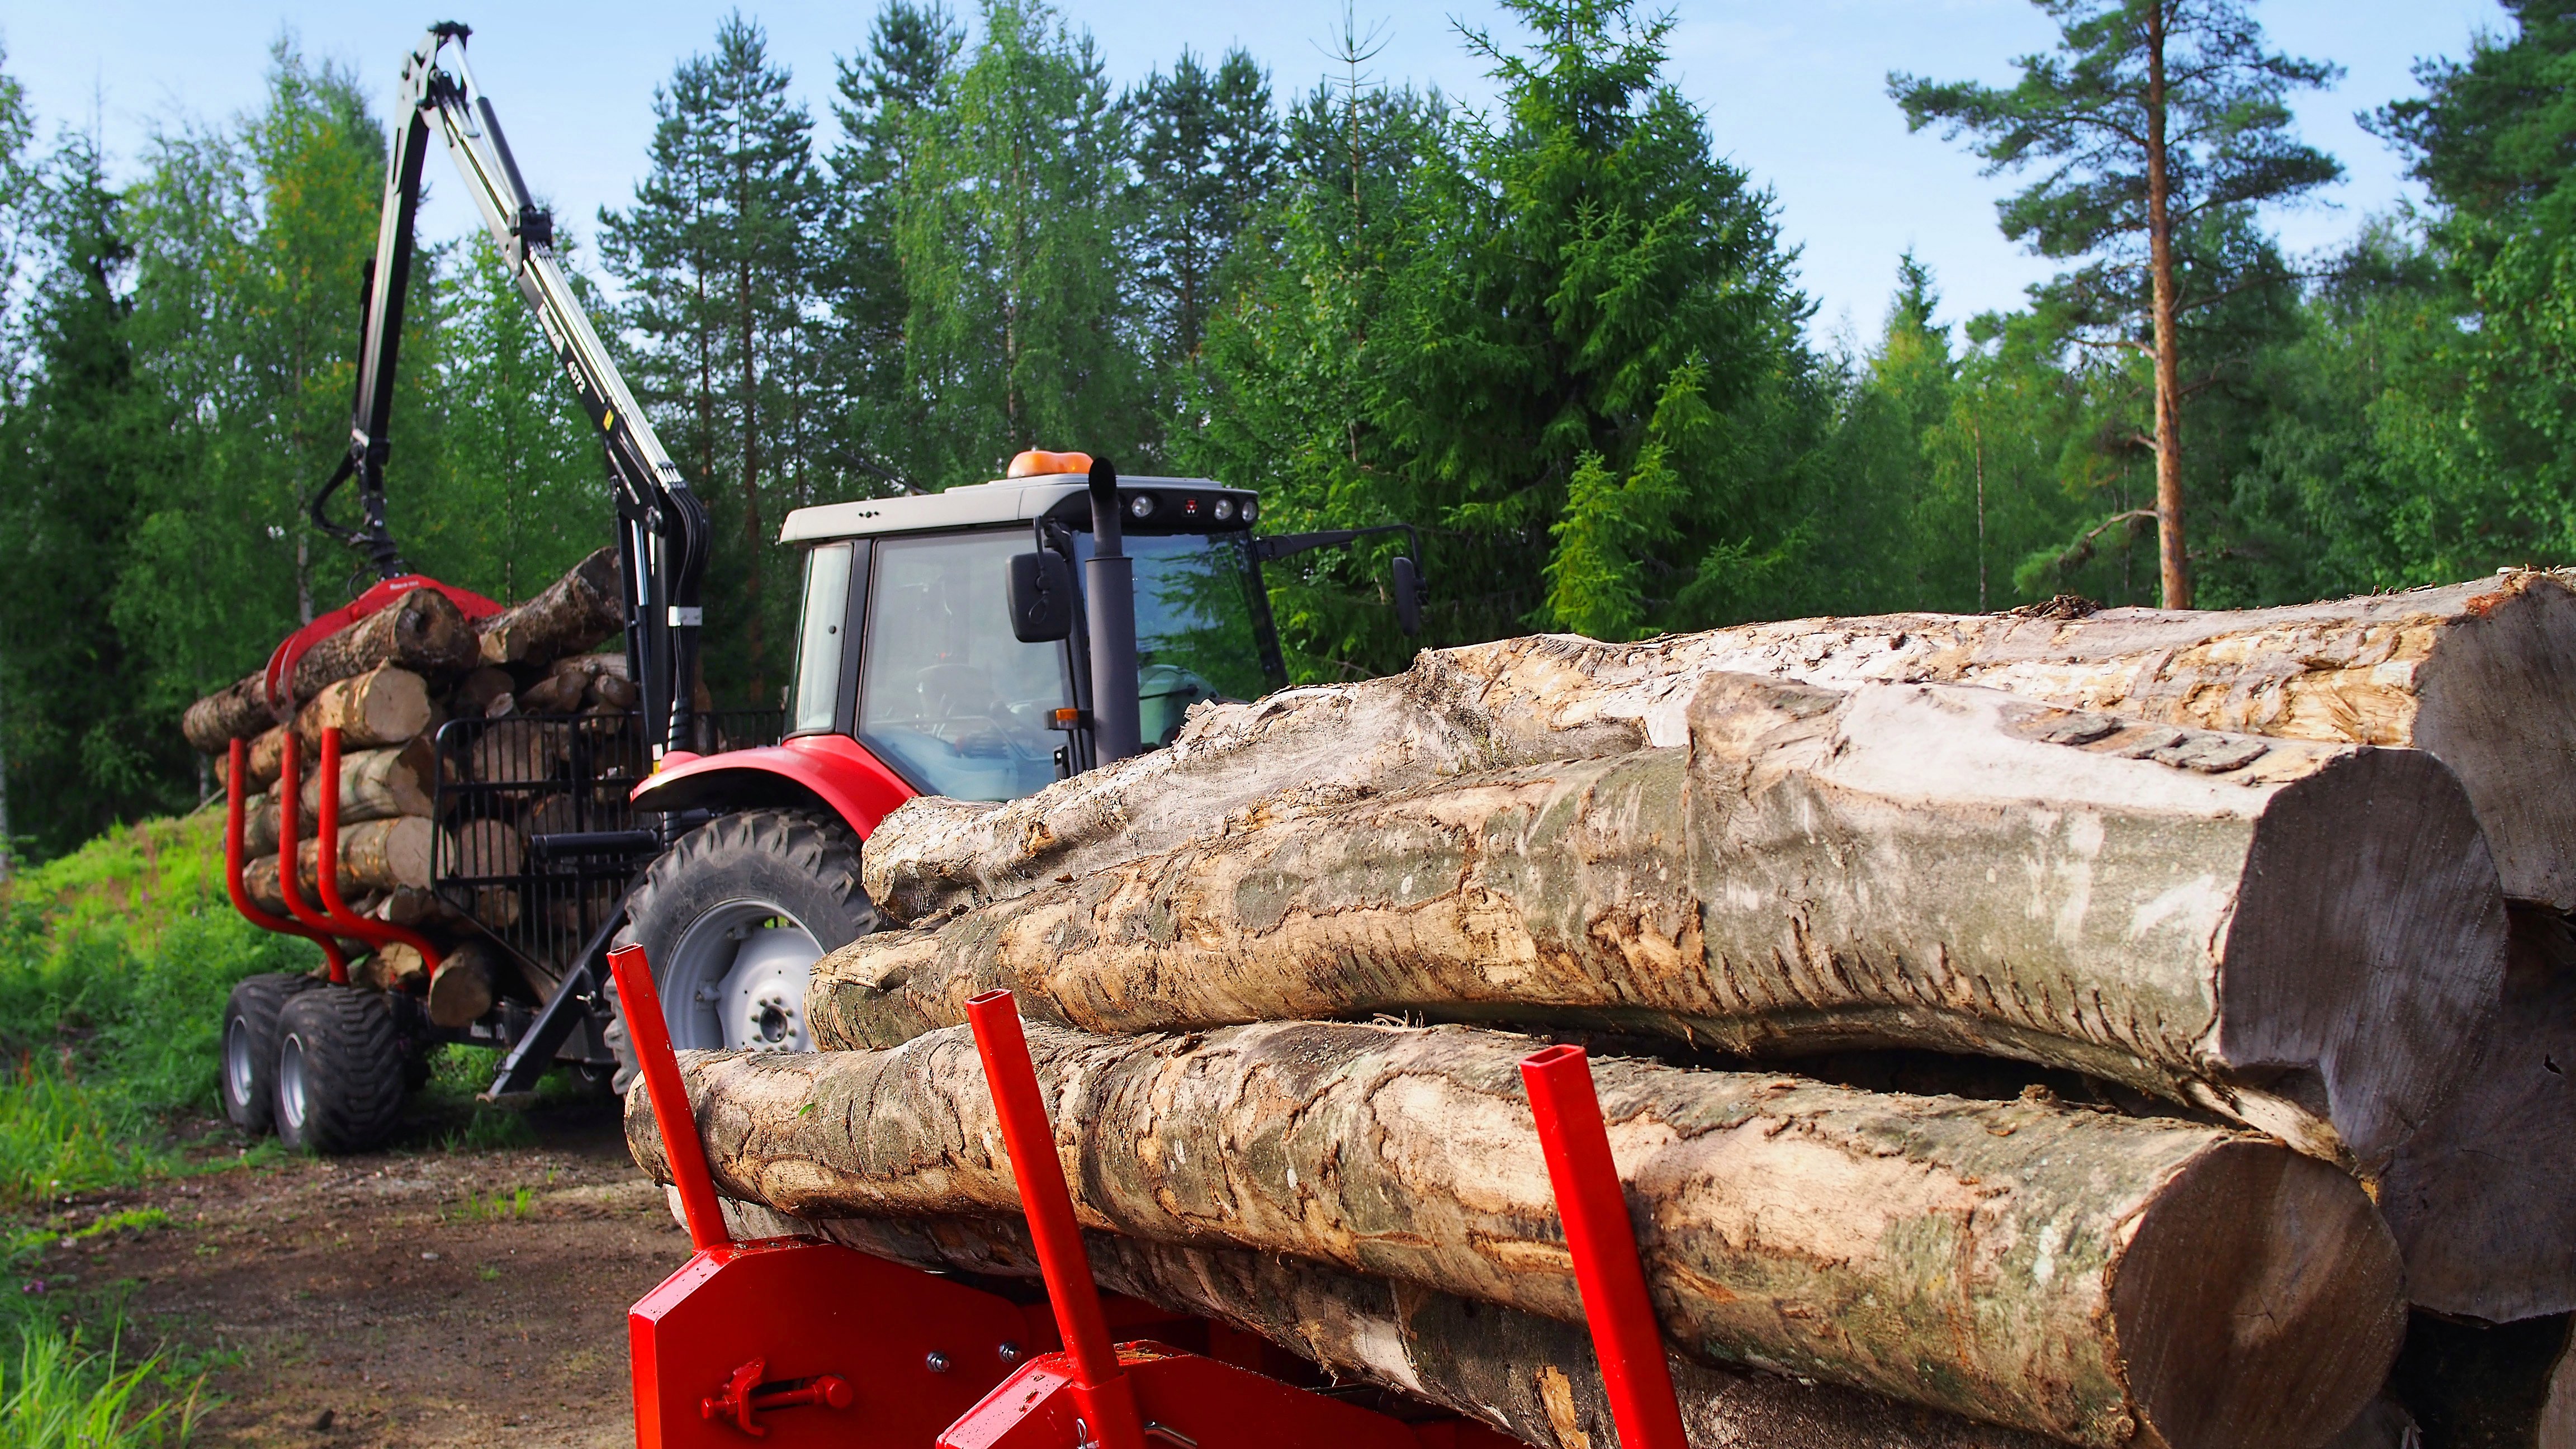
[
  {"left": 816, "top": 674, "right": 2504, "bottom": 1168},
  {"left": 476, "top": 547, "right": 622, "bottom": 667},
  {"left": 699, "top": 1200, "right": 2058, "bottom": 1449},
  {"left": 865, "top": 571, "right": 2576, "bottom": 921},
  {"left": 628, "top": 1022, "right": 2404, "bottom": 1449},
  {"left": 2382, "top": 907, "right": 2576, "bottom": 1321}
]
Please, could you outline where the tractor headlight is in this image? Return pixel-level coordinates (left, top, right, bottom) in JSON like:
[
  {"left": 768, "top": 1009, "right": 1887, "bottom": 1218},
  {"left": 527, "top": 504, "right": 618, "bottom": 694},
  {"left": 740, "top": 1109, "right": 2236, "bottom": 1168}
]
[
  {"left": 1214, "top": 499, "right": 1235, "bottom": 521},
  {"left": 1129, "top": 494, "right": 1154, "bottom": 519}
]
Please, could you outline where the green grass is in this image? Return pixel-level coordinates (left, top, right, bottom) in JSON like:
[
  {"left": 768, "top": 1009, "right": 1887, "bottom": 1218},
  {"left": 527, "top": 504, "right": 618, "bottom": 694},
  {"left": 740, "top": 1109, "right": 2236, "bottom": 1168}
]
[
  {"left": 0, "top": 1322, "right": 200, "bottom": 1448},
  {"left": 0, "top": 806, "right": 317, "bottom": 1204}
]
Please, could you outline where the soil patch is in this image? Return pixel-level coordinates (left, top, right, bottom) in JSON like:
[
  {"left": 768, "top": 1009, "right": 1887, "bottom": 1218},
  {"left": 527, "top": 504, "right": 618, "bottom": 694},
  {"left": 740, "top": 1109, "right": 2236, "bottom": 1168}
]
[{"left": 36, "top": 1095, "right": 685, "bottom": 1447}]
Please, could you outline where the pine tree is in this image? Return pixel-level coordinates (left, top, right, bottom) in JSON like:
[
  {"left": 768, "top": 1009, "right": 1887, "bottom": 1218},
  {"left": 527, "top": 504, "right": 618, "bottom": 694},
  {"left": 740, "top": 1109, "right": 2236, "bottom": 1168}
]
[
  {"left": 1891, "top": 0, "right": 2341, "bottom": 608},
  {"left": 600, "top": 15, "right": 828, "bottom": 704}
]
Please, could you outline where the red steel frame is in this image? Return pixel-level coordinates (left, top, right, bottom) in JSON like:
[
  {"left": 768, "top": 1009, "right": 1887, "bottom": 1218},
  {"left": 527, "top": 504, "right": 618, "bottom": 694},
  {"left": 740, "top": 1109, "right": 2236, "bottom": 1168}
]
[
  {"left": 311, "top": 727, "right": 445, "bottom": 979},
  {"left": 615, "top": 974, "right": 1696, "bottom": 1449},
  {"left": 224, "top": 736, "right": 349, "bottom": 981}
]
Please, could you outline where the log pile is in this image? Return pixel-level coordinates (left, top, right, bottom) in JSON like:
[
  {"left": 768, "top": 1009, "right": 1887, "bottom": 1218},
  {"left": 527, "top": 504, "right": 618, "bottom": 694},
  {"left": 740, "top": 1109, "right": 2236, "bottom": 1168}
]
[
  {"left": 621, "top": 570, "right": 2576, "bottom": 1449},
  {"left": 184, "top": 550, "right": 641, "bottom": 1015}
]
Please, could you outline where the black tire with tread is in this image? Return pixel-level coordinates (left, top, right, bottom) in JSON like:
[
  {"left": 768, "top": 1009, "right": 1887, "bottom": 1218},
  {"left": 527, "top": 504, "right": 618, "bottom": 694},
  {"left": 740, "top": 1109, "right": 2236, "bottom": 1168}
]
[
  {"left": 608, "top": 808, "right": 875, "bottom": 1080},
  {"left": 220, "top": 972, "right": 321, "bottom": 1134},
  {"left": 272, "top": 986, "right": 408, "bottom": 1153}
]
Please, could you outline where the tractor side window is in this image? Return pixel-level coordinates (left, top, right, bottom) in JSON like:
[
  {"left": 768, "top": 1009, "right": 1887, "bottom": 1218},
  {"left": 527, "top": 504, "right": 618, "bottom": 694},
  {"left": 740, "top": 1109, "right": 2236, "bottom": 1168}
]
[
  {"left": 788, "top": 542, "right": 854, "bottom": 736},
  {"left": 858, "top": 533, "right": 1070, "bottom": 801},
  {"left": 1076, "top": 532, "right": 1280, "bottom": 747}
]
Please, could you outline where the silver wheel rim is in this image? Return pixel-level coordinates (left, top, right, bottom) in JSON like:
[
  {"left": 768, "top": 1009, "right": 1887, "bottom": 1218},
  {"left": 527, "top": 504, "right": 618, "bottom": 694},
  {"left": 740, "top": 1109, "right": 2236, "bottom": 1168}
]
[
  {"left": 277, "top": 1033, "right": 310, "bottom": 1135},
  {"left": 224, "top": 1014, "right": 257, "bottom": 1109},
  {"left": 660, "top": 899, "right": 823, "bottom": 1052}
]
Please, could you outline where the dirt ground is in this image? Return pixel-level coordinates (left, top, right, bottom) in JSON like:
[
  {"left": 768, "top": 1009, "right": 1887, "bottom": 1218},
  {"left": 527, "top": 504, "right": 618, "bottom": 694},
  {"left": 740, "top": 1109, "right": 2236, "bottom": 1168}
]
[{"left": 36, "top": 1094, "right": 685, "bottom": 1448}]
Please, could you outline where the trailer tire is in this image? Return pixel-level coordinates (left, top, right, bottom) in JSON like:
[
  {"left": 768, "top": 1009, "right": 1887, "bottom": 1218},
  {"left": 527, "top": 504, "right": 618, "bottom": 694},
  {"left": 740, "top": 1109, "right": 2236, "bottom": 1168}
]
[
  {"left": 608, "top": 809, "right": 875, "bottom": 1085},
  {"left": 273, "top": 986, "right": 408, "bottom": 1153},
  {"left": 221, "top": 972, "right": 322, "bottom": 1134}
]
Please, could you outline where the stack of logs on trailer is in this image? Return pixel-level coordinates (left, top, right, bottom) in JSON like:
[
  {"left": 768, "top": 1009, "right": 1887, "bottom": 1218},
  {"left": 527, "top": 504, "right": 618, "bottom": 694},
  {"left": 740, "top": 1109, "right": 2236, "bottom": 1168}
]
[
  {"left": 180, "top": 547, "right": 636, "bottom": 1028},
  {"left": 629, "top": 569, "right": 2576, "bottom": 1449}
]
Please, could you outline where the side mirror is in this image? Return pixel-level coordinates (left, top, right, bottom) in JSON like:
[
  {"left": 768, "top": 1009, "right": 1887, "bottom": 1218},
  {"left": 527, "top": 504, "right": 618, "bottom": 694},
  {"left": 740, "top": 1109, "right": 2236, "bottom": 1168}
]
[
  {"left": 1393, "top": 556, "right": 1423, "bottom": 637},
  {"left": 1007, "top": 551, "right": 1075, "bottom": 642}
]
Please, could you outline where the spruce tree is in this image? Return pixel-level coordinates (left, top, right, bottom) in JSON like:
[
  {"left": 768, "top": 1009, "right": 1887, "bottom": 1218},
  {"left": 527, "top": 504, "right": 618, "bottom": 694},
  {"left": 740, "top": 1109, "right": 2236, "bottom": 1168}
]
[
  {"left": 1131, "top": 49, "right": 1279, "bottom": 376},
  {"left": 1891, "top": 0, "right": 2341, "bottom": 608},
  {"left": 0, "top": 135, "right": 191, "bottom": 855},
  {"left": 601, "top": 15, "right": 828, "bottom": 704}
]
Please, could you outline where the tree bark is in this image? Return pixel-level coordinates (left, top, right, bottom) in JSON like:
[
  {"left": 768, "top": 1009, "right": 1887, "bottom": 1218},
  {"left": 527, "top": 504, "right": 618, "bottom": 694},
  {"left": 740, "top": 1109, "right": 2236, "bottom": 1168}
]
[
  {"left": 466, "top": 719, "right": 567, "bottom": 798},
  {"left": 182, "top": 589, "right": 479, "bottom": 752},
  {"left": 291, "top": 816, "right": 436, "bottom": 893},
  {"left": 242, "top": 790, "right": 281, "bottom": 858},
  {"left": 704, "top": 1201, "right": 2059, "bottom": 1449},
  {"left": 628, "top": 1021, "right": 2404, "bottom": 1449},
  {"left": 2383, "top": 906, "right": 2576, "bottom": 1320},
  {"left": 475, "top": 546, "right": 622, "bottom": 669},
  {"left": 863, "top": 572, "right": 2576, "bottom": 921},
  {"left": 181, "top": 675, "right": 273, "bottom": 755},
  {"left": 286, "top": 586, "right": 479, "bottom": 699},
  {"left": 293, "top": 667, "right": 432, "bottom": 751},
  {"left": 294, "top": 739, "right": 436, "bottom": 823},
  {"left": 817, "top": 674, "right": 2504, "bottom": 1171}
]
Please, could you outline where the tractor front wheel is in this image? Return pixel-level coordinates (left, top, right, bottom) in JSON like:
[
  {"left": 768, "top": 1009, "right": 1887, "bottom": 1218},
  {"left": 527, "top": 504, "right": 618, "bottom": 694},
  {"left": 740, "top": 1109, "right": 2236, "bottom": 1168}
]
[{"left": 608, "top": 809, "right": 877, "bottom": 1083}]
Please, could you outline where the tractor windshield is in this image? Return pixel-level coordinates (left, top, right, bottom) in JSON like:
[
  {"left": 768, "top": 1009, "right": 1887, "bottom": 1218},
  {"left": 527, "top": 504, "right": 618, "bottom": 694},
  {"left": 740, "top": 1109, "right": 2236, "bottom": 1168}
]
[
  {"left": 1076, "top": 531, "right": 1283, "bottom": 747},
  {"left": 858, "top": 532, "right": 1071, "bottom": 801}
]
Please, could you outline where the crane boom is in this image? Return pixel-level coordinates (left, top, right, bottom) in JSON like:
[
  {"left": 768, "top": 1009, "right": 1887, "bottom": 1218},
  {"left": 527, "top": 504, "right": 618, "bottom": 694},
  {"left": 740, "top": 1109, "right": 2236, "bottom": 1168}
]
[{"left": 315, "top": 21, "right": 708, "bottom": 763}]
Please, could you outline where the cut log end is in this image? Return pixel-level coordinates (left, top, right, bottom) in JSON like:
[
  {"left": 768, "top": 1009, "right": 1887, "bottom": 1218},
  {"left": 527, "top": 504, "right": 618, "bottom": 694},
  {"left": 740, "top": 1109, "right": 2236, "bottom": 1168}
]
[
  {"left": 2112, "top": 1141, "right": 2405, "bottom": 1449},
  {"left": 2220, "top": 746, "right": 2508, "bottom": 1171}
]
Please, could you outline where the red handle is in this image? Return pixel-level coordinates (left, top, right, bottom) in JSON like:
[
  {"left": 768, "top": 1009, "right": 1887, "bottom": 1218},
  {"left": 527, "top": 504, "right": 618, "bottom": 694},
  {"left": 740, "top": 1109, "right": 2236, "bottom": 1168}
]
[
  {"left": 964, "top": 991, "right": 1144, "bottom": 1449},
  {"left": 1521, "top": 1045, "right": 1688, "bottom": 1449},
  {"left": 223, "top": 736, "right": 349, "bottom": 977},
  {"left": 609, "top": 944, "right": 728, "bottom": 1251},
  {"left": 275, "top": 732, "right": 353, "bottom": 983}
]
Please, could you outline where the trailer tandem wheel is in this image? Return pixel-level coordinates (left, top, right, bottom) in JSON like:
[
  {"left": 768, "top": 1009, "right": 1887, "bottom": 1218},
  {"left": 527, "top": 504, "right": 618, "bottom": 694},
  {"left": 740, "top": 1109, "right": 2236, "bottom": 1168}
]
[
  {"left": 221, "top": 972, "right": 323, "bottom": 1134},
  {"left": 273, "top": 986, "right": 408, "bottom": 1153}
]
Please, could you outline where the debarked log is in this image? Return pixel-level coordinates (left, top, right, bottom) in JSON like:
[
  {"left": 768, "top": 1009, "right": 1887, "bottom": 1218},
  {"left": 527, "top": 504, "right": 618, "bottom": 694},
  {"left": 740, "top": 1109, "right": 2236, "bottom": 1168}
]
[
  {"left": 625, "top": 1021, "right": 2406, "bottom": 1449},
  {"left": 864, "top": 570, "right": 2576, "bottom": 921},
  {"left": 696, "top": 1201, "right": 2062, "bottom": 1449},
  {"left": 815, "top": 675, "right": 2505, "bottom": 1170}
]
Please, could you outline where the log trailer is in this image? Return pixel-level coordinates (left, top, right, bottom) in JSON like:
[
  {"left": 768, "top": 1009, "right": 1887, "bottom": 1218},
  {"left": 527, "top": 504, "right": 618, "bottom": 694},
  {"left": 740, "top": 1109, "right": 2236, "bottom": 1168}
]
[{"left": 216, "top": 26, "right": 1425, "bottom": 1149}]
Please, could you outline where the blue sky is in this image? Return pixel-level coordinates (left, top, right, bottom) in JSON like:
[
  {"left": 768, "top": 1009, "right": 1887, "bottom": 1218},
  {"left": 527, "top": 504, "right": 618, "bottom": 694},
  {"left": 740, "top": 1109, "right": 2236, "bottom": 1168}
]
[{"left": 5, "top": 0, "right": 2508, "bottom": 345}]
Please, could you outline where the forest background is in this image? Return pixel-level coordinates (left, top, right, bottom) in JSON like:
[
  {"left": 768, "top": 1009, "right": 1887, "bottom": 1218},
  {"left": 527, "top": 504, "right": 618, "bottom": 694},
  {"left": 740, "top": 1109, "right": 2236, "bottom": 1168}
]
[{"left": 0, "top": 0, "right": 2566, "bottom": 862}]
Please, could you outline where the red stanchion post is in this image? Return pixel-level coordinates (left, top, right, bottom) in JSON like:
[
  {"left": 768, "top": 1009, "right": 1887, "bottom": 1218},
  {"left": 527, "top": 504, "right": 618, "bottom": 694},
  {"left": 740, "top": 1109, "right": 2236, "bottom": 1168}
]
[
  {"left": 964, "top": 988, "right": 1145, "bottom": 1449},
  {"left": 608, "top": 944, "right": 728, "bottom": 1252},
  {"left": 1520, "top": 1044, "right": 1689, "bottom": 1449}
]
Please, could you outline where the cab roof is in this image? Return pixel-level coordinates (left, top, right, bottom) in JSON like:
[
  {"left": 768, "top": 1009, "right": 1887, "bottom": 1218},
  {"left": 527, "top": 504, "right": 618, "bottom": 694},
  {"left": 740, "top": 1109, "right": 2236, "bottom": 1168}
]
[{"left": 778, "top": 473, "right": 1252, "bottom": 544}]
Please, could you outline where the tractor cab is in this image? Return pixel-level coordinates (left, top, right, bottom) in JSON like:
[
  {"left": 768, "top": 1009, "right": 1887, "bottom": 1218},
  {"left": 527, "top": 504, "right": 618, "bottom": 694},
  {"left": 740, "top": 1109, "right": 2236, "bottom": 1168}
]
[
  {"left": 617, "top": 453, "right": 1419, "bottom": 1057},
  {"left": 778, "top": 464, "right": 1285, "bottom": 801}
]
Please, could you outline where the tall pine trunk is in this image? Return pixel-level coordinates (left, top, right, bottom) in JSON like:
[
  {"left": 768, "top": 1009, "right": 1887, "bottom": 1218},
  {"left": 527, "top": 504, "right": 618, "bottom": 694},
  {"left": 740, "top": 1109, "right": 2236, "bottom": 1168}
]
[{"left": 2145, "top": 0, "right": 2190, "bottom": 609}]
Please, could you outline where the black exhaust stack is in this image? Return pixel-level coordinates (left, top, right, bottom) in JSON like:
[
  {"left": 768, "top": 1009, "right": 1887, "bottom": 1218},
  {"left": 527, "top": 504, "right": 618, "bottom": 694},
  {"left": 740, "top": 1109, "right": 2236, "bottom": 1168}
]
[{"left": 1084, "top": 457, "right": 1143, "bottom": 764}]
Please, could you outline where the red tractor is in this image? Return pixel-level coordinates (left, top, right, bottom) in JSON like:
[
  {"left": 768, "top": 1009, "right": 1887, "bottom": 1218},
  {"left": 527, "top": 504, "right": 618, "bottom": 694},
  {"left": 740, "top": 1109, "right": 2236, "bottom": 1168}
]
[{"left": 215, "top": 24, "right": 1424, "bottom": 1145}]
